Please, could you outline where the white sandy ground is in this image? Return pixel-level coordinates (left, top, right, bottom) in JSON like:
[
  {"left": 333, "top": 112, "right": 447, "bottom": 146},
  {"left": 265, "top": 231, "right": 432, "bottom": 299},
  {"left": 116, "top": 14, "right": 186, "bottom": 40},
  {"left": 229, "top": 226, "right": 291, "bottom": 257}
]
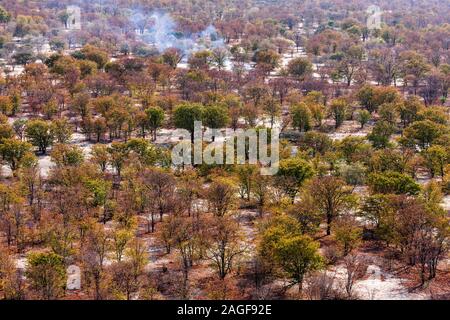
[{"left": 330, "top": 263, "right": 427, "bottom": 300}]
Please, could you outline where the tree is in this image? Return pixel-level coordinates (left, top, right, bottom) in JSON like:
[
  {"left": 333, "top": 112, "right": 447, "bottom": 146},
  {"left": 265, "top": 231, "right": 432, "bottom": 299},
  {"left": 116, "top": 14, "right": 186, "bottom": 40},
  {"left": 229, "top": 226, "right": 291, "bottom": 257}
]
[
  {"left": 262, "top": 97, "right": 281, "bottom": 128},
  {"left": 188, "top": 50, "right": 212, "bottom": 70},
  {"left": 300, "top": 132, "right": 332, "bottom": 157},
  {"left": 342, "top": 254, "right": 367, "bottom": 298},
  {"left": 357, "top": 85, "right": 399, "bottom": 114},
  {"left": 337, "top": 136, "right": 372, "bottom": 164},
  {"left": 288, "top": 197, "right": 322, "bottom": 235},
  {"left": 287, "top": 57, "right": 312, "bottom": 79},
  {"left": 0, "top": 244, "right": 25, "bottom": 299},
  {"left": 126, "top": 238, "right": 148, "bottom": 282},
  {"left": 357, "top": 85, "right": 376, "bottom": 113},
  {"left": 0, "top": 96, "right": 12, "bottom": 115},
  {"left": 337, "top": 45, "right": 364, "bottom": 86},
  {"left": 162, "top": 48, "right": 183, "bottom": 69},
  {"left": 0, "top": 116, "right": 13, "bottom": 140},
  {"left": 276, "top": 158, "right": 314, "bottom": 202},
  {"left": 58, "top": 10, "right": 70, "bottom": 29},
  {"left": 367, "top": 171, "right": 420, "bottom": 195},
  {"left": 141, "top": 168, "right": 176, "bottom": 225},
  {"left": 127, "top": 138, "right": 158, "bottom": 167},
  {"left": 203, "top": 105, "right": 230, "bottom": 140},
  {"left": 402, "top": 120, "right": 446, "bottom": 149},
  {"left": 359, "top": 194, "right": 396, "bottom": 243},
  {"left": 369, "top": 48, "right": 399, "bottom": 86},
  {"left": 330, "top": 98, "right": 348, "bottom": 129},
  {"left": 306, "top": 176, "right": 354, "bottom": 236},
  {"left": 212, "top": 47, "right": 229, "bottom": 70},
  {"left": 0, "top": 139, "right": 33, "bottom": 173},
  {"left": 109, "top": 261, "right": 139, "bottom": 300},
  {"left": 252, "top": 173, "right": 272, "bottom": 217},
  {"left": 275, "top": 235, "right": 323, "bottom": 293},
  {"left": 51, "top": 144, "right": 84, "bottom": 167},
  {"left": 13, "top": 119, "right": 27, "bottom": 141},
  {"left": 291, "top": 103, "right": 312, "bottom": 132},
  {"left": 367, "top": 121, "right": 396, "bottom": 149},
  {"left": 145, "top": 107, "right": 165, "bottom": 141},
  {"left": 92, "top": 117, "right": 107, "bottom": 142},
  {"left": 173, "top": 103, "right": 204, "bottom": 142},
  {"left": 334, "top": 216, "right": 362, "bottom": 256},
  {"left": 400, "top": 51, "right": 430, "bottom": 94},
  {"left": 25, "top": 120, "right": 55, "bottom": 154},
  {"left": 205, "top": 216, "right": 245, "bottom": 279},
  {"left": 206, "top": 178, "right": 237, "bottom": 217},
  {"left": 356, "top": 110, "right": 371, "bottom": 128},
  {"left": 0, "top": 6, "right": 11, "bottom": 28},
  {"left": 236, "top": 164, "right": 256, "bottom": 201},
  {"left": 399, "top": 96, "right": 424, "bottom": 128},
  {"left": 378, "top": 103, "right": 399, "bottom": 126},
  {"left": 422, "top": 145, "right": 448, "bottom": 178},
  {"left": 80, "top": 45, "right": 109, "bottom": 69},
  {"left": 51, "top": 118, "right": 72, "bottom": 144},
  {"left": 259, "top": 216, "right": 323, "bottom": 293},
  {"left": 13, "top": 51, "right": 35, "bottom": 66},
  {"left": 26, "top": 252, "right": 66, "bottom": 300},
  {"left": 81, "top": 223, "right": 111, "bottom": 300},
  {"left": 107, "top": 142, "right": 129, "bottom": 178},
  {"left": 91, "top": 144, "right": 109, "bottom": 172}
]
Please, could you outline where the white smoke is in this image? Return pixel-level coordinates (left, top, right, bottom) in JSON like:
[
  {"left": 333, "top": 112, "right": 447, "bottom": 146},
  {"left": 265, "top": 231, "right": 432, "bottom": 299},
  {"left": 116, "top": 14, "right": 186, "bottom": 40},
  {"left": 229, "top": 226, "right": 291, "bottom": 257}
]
[{"left": 131, "top": 11, "right": 226, "bottom": 57}]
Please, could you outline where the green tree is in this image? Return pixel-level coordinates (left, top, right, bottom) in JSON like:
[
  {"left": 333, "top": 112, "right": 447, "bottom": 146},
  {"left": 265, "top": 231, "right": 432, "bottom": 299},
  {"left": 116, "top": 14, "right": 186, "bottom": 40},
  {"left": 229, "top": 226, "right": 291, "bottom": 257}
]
[
  {"left": 107, "top": 142, "right": 129, "bottom": 178},
  {"left": 337, "top": 136, "right": 372, "bottom": 164},
  {"left": 13, "top": 52, "right": 34, "bottom": 66},
  {"left": 357, "top": 85, "right": 376, "bottom": 113},
  {"left": 58, "top": 10, "right": 70, "bottom": 29},
  {"left": 359, "top": 194, "right": 396, "bottom": 243},
  {"left": 334, "top": 216, "right": 362, "bottom": 255},
  {"left": 402, "top": 120, "right": 446, "bottom": 149},
  {"left": 368, "top": 171, "right": 420, "bottom": 195},
  {"left": 26, "top": 252, "right": 67, "bottom": 300},
  {"left": 300, "top": 131, "right": 332, "bottom": 156},
  {"left": 276, "top": 158, "right": 314, "bottom": 202},
  {"left": 367, "top": 120, "right": 396, "bottom": 149},
  {"left": 51, "top": 118, "right": 73, "bottom": 144},
  {"left": 422, "top": 145, "right": 448, "bottom": 177},
  {"left": 0, "top": 138, "right": 33, "bottom": 172},
  {"left": 127, "top": 138, "right": 158, "bottom": 166},
  {"left": 0, "top": 6, "right": 11, "bottom": 27},
  {"left": 356, "top": 109, "right": 371, "bottom": 128},
  {"left": 273, "top": 235, "right": 323, "bottom": 293},
  {"left": 80, "top": 45, "right": 109, "bottom": 69},
  {"left": 291, "top": 103, "right": 311, "bottom": 132},
  {"left": 398, "top": 96, "right": 424, "bottom": 128},
  {"left": 259, "top": 216, "right": 323, "bottom": 292},
  {"left": 203, "top": 105, "right": 230, "bottom": 141},
  {"left": 25, "top": 120, "right": 55, "bottom": 154},
  {"left": 235, "top": 164, "right": 257, "bottom": 201},
  {"left": 50, "top": 144, "right": 84, "bottom": 167},
  {"left": 173, "top": 103, "right": 204, "bottom": 142},
  {"left": 357, "top": 85, "right": 399, "bottom": 114},
  {"left": 330, "top": 98, "right": 348, "bottom": 129},
  {"left": 287, "top": 57, "right": 313, "bottom": 79},
  {"left": 145, "top": 107, "right": 165, "bottom": 141}
]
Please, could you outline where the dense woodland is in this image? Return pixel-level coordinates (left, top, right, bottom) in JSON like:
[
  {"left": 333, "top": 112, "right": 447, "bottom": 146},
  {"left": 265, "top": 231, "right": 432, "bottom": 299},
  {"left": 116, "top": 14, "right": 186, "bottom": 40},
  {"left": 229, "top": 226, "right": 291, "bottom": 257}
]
[{"left": 0, "top": 0, "right": 449, "bottom": 300}]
